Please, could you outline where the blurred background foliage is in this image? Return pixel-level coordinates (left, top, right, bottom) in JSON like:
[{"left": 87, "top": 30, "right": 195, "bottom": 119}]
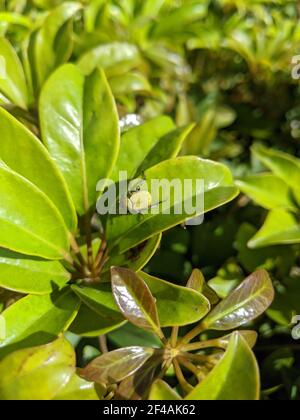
[{"left": 1, "top": 0, "right": 300, "bottom": 399}]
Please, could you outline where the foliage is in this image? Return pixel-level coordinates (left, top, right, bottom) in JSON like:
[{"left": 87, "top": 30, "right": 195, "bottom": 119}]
[{"left": 0, "top": 0, "right": 299, "bottom": 401}]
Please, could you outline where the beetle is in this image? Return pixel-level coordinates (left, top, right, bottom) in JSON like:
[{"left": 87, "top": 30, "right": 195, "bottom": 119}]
[{"left": 119, "top": 177, "right": 161, "bottom": 215}]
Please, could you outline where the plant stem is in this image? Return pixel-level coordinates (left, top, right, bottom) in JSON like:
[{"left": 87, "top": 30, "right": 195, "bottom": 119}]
[
  {"left": 62, "top": 252, "right": 74, "bottom": 266},
  {"left": 180, "top": 351, "right": 209, "bottom": 364},
  {"left": 181, "top": 340, "right": 219, "bottom": 352},
  {"left": 159, "top": 359, "right": 173, "bottom": 379},
  {"left": 177, "top": 356, "right": 200, "bottom": 378},
  {"left": 69, "top": 235, "right": 87, "bottom": 268},
  {"left": 172, "top": 358, "right": 192, "bottom": 395},
  {"left": 171, "top": 326, "right": 179, "bottom": 348},
  {"left": 84, "top": 211, "right": 94, "bottom": 269},
  {"left": 95, "top": 255, "right": 109, "bottom": 277},
  {"left": 94, "top": 239, "right": 107, "bottom": 270},
  {"left": 99, "top": 335, "right": 108, "bottom": 353},
  {"left": 179, "top": 322, "right": 205, "bottom": 346}
]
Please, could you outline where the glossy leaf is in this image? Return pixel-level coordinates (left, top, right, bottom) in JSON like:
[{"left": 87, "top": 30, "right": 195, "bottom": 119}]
[
  {"left": 187, "top": 269, "right": 219, "bottom": 305},
  {"left": 69, "top": 304, "right": 126, "bottom": 338},
  {"left": 186, "top": 333, "right": 260, "bottom": 400},
  {"left": 236, "top": 173, "right": 296, "bottom": 211},
  {"left": 203, "top": 269, "right": 274, "bottom": 331},
  {"left": 0, "top": 337, "right": 75, "bottom": 400},
  {"left": 116, "top": 355, "right": 161, "bottom": 400},
  {"left": 0, "top": 107, "right": 77, "bottom": 232},
  {"left": 0, "top": 248, "right": 70, "bottom": 294},
  {"left": 71, "top": 284, "right": 124, "bottom": 324},
  {"left": 108, "top": 323, "right": 161, "bottom": 349},
  {"left": 31, "top": 2, "right": 81, "bottom": 90},
  {"left": 54, "top": 371, "right": 104, "bottom": 400},
  {"left": 108, "top": 157, "right": 239, "bottom": 253},
  {"left": 235, "top": 223, "right": 295, "bottom": 274},
  {"left": 0, "top": 37, "right": 28, "bottom": 108},
  {"left": 137, "top": 125, "right": 195, "bottom": 175},
  {"left": 104, "top": 234, "right": 162, "bottom": 275},
  {"left": 253, "top": 144, "right": 300, "bottom": 206},
  {"left": 111, "top": 116, "right": 175, "bottom": 181},
  {"left": 111, "top": 267, "right": 163, "bottom": 338},
  {"left": 0, "top": 288, "right": 80, "bottom": 357},
  {"left": 0, "top": 162, "right": 70, "bottom": 259},
  {"left": 78, "top": 42, "right": 141, "bottom": 77},
  {"left": 140, "top": 272, "right": 210, "bottom": 327},
  {"left": 109, "top": 72, "right": 151, "bottom": 96},
  {"left": 217, "top": 330, "right": 258, "bottom": 349},
  {"left": 249, "top": 209, "right": 300, "bottom": 248},
  {"left": 149, "top": 380, "right": 181, "bottom": 400},
  {"left": 82, "top": 346, "right": 154, "bottom": 385},
  {"left": 40, "top": 63, "right": 120, "bottom": 214}
]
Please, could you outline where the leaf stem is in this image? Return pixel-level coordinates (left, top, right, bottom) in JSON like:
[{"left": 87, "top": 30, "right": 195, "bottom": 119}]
[
  {"left": 177, "top": 356, "right": 200, "bottom": 378},
  {"left": 181, "top": 340, "right": 218, "bottom": 352},
  {"left": 99, "top": 335, "right": 108, "bottom": 353},
  {"left": 171, "top": 326, "right": 179, "bottom": 348},
  {"left": 179, "top": 351, "right": 209, "bottom": 364},
  {"left": 179, "top": 322, "right": 206, "bottom": 346},
  {"left": 159, "top": 359, "right": 173, "bottom": 380},
  {"left": 172, "top": 358, "right": 192, "bottom": 396},
  {"left": 94, "top": 238, "right": 107, "bottom": 270},
  {"left": 69, "top": 235, "right": 87, "bottom": 268},
  {"left": 84, "top": 211, "right": 94, "bottom": 269}
]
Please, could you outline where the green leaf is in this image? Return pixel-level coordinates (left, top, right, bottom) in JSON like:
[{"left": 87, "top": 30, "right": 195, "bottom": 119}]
[
  {"left": 0, "top": 316, "right": 5, "bottom": 340},
  {"left": 0, "top": 337, "right": 75, "bottom": 400},
  {"left": 0, "top": 37, "right": 28, "bottom": 108},
  {"left": 54, "top": 371, "right": 104, "bottom": 400},
  {"left": 140, "top": 272, "right": 210, "bottom": 327},
  {"left": 149, "top": 380, "right": 181, "bottom": 400},
  {"left": 184, "top": 109, "right": 218, "bottom": 156},
  {"left": 151, "top": 2, "right": 207, "bottom": 38},
  {"left": 0, "top": 288, "right": 80, "bottom": 357},
  {"left": 203, "top": 269, "right": 274, "bottom": 331},
  {"left": 111, "top": 116, "right": 175, "bottom": 182},
  {"left": 217, "top": 330, "right": 258, "bottom": 349},
  {"left": 195, "top": 330, "right": 258, "bottom": 350},
  {"left": 111, "top": 267, "right": 163, "bottom": 338},
  {"left": 267, "top": 277, "right": 300, "bottom": 326},
  {"left": 235, "top": 223, "right": 295, "bottom": 274},
  {"left": 78, "top": 42, "right": 141, "bottom": 77},
  {"left": 108, "top": 157, "right": 239, "bottom": 253},
  {"left": 108, "top": 323, "right": 161, "bottom": 349},
  {"left": 236, "top": 173, "right": 296, "bottom": 211},
  {"left": 69, "top": 304, "right": 126, "bottom": 338},
  {"left": 71, "top": 284, "right": 124, "bottom": 324},
  {"left": 249, "top": 209, "right": 300, "bottom": 248},
  {"left": 0, "top": 107, "right": 77, "bottom": 232},
  {"left": 141, "top": 0, "right": 165, "bottom": 17},
  {"left": 136, "top": 125, "right": 195, "bottom": 175},
  {"left": 82, "top": 347, "right": 154, "bottom": 385},
  {"left": 0, "top": 12, "right": 31, "bottom": 28},
  {"left": 0, "top": 162, "right": 70, "bottom": 259},
  {"left": 109, "top": 72, "right": 151, "bottom": 96},
  {"left": 31, "top": 2, "right": 81, "bottom": 90},
  {"left": 103, "top": 234, "right": 162, "bottom": 274},
  {"left": 187, "top": 269, "right": 219, "bottom": 305},
  {"left": 253, "top": 144, "right": 300, "bottom": 206},
  {"left": 40, "top": 64, "right": 120, "bottom": 215},
  {"left": 0, "top": 249, "right": 70, "bottom": 294},
  {"left": 185, "top": 333, "right": 260, "bottom": 400}
]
